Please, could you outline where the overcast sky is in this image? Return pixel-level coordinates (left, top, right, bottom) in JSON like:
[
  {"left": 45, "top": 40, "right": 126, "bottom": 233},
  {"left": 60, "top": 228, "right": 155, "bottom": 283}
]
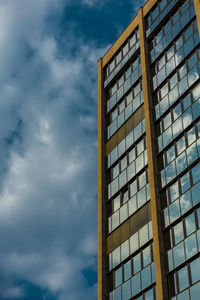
[{"left": 0, "top": 1, "right": 145, "bottom": 299}]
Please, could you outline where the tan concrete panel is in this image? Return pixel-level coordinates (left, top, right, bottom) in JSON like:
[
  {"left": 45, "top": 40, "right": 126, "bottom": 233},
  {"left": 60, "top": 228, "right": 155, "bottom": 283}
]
[
  {"left": 138, "top": 7, "right": 168, "bottom": 300},
  {"left": 194, "top": 0, "right": 200, "bottom": 36},
  {"left": 98, "top": 59, "right": 106, "bottom": 300},
  {"left": 143, "top": 0, "right": 158, "bottom": 17},
  {"left": 106, "top": 105, "right": 144, "bottom": 155}
]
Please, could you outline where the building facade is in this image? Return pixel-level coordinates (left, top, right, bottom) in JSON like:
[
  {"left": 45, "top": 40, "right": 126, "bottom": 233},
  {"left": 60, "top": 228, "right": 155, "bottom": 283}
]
[{"left": 98, "top": 0, "right": 200, "bottom": 299}]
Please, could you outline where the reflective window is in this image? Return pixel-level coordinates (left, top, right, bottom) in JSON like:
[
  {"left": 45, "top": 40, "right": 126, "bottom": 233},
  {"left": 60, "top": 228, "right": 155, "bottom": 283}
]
[
  {"left": 190, "top": 257, "right": 200, "bottom": 284},
  {"left": 178, "top": 266, "right": 189, "bottom": 292}
]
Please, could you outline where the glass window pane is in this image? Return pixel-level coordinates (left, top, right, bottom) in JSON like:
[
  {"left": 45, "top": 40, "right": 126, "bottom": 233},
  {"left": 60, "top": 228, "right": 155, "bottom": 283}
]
[
  {"left": 133, "top": 253, "right": 141, "bottom": 274},
  {"left": 180, "top": 191, "right": 192, "bottom": 214},
  {"left": 167, "top": 145, "right": 175, "bottom": 165},
  {"left": 177, "top": 289, "right": 189, "bottom": 300},
  {"left": 185, "top": 212, "right": 196, "bottom": 236},
  {"left": 119, "top": 170, "right": 127, "bottom": 189},
  {"left": 191, "top": 181, "right": 200, "bottom": 206},
  {"left": 130, "top": 232, "right": 139, "bottom": 254},
  {"left": 174, "top": 221, "right": 184, "bottom": 245},
  {"left": 139, "top": 224, "right": 149, "bottom": 246},
  {"left": 176, "top": 152, "right": 187, "bottom": 175},
  {"left": 144, "top": 288, "right": 154, "bottom": 300},
  {"left": 113, "top": 195, "right": 121, "bottom": 212},
  {"left": 168, "top": 249, "right": 173, "bottom": 271},
  {"left": 137, "top": 139, "right": 144, "bottom": 155},
  {"left": 120, "top": 204, "right": 128, "bottom": 224},
  {"left": 163, "top": 127, "right": 172, "bottom": 148},
  {"left": 141, "top": 265, "right": 151, "bottom": 289},
  {"left": 128, "top": 195, "right": 137, "bottom": 216},
  {"left": 190, "top": 282, "right": 200, "bottom": 300},
  {"left": 177, "top": 136, "right": 186, "bottom": 155},
  {"left": 112, "top": 210, "right": 120, "bottom": 231},
  {"left": 166, "top": 161, "right": 176, "bottom": 184},
  {"left": 185, "top": 233, "right": 197, "bottom": 259},
  {"left": 136, "top": 153, "right": 144, "bottom": 173},
  {"left": 137, "top": 186, "right": 146, "bottom": 208},
  {"left": 121, "top": 156, "right": 127, "bottom": 171},
  {"left": 122, "top": 280, "right": 131, "bottom": 300},
  {"left": 190, "top": 257, "right": 200, "bottom": 284},
  {"left": 192, "top": 163, "right": 200, "bottom": 184},
  {"left": 178, "top": 265, "right": 189, "bottom": 292},
  {"left": 187, "top": 127, "right": 196, "bottom": 146},
  {"left": 186, "top": 143, "right": 198, "bottom": 165},
  {"left": 170, "top": 181, "right": 179, "bottom": 202},
  {"left": 173, "top": 241, "right": 185, "bottom": 267},
  {"left": 113, "top": 247, "right": 121, "bottom": 268},
  {"left": 113, "top": 164, "right": 120, "bottom": 179},
  {"left": 172, "top": 117, "right": 183, "bottom": 139},
  {"left": 139, "top": 171, "right": 146, "bottom": 189},
  {"left": 126, "top": 131, "right": 134, "bottom": 149},
  {"left": 124, "top": 260, "right": 132, "bottom": 281},
  {"left": 143, "top": 245, "right": 151, "bottom": 267},
  {"left": 121, "top": 240, "right": 129, "bottom": 261},
  {"left": 180, "top": 172, "right": 190, "bottom": 193},
  {"left": 131, "top": 273, "right": 141, "bottom": 297},
  {"left": 113, "top": 286, "right": 121, "bottom": 300},
  {"left": 182, "top": 94, "right": 191, "bottom": 111},
  {"left": 115, "top": 267, "right": 122, "bottom": 288}
]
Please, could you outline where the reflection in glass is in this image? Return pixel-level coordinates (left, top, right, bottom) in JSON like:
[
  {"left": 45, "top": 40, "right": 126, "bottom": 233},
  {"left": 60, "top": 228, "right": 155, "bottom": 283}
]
[
  {"left": 185, "top": 233, "right": 197, "bottom": 259},
  {"left": 115, "top": 267, "right": 122, "bottom": 288},
  {"left": 190, "top": 282, "right": 200, "bottom": 300},
  {"left": 180, "top": 191, "right": 192, "bottom": 215},
  {"left": 124, "top": 260, "right": 131, "bottom": 281},
  {"left": 178, "top": 265, "right": 189, "bottom": 292},
  {"left": 173, "top": 242, "right": 185, "bottom": 267},
  {"left": 190, "top": 257, "right": 200, "bottom": 284},
  {"left": 131, "top": 273, "right": 141, "bottom": 297},
  {"left": 122, "top": 280, "right": 131, "bottom": 300},
  {"left": 185, "top": 212, "right": 196, "bottom": 236},
  {"left": 141, "top": 265, "right": 151, "bottom": 289}
]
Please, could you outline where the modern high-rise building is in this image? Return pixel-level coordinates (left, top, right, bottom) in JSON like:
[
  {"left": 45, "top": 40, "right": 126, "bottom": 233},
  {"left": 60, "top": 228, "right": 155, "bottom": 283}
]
[{"left": 98, "top": 0, "right": 200, "bottom": 299}]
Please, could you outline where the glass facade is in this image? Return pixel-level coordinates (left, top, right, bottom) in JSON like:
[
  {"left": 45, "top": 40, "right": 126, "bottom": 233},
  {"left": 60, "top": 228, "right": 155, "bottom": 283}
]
[
  {"left": 148, "top": 0, "right": 200, "bottom": 299},
  {"left": 99, "top": 0, "right": 200, "bottom": 299}
]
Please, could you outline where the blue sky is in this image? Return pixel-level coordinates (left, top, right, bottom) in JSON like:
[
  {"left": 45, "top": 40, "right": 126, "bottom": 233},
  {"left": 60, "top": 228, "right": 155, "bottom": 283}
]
[{"left": 0, "top": 0, "right": 145, "bottom": 299}]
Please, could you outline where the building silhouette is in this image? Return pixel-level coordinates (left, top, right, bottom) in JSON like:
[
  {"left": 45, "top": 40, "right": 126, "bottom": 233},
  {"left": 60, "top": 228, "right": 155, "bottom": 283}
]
[{"left": 98, "top": 0, "right": 200, "bottom": 299}]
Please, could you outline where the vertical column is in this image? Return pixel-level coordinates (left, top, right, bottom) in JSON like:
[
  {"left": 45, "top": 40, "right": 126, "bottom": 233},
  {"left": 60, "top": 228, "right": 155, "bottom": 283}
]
[
  {"left": 194, "top": 0, "right": 200, "bottom": 34},
  {"left": 138, "top": 8, "right": 168, "bottom": 300},
  {"left": 98, "top": 58, "right": 106, "bottom": 300}
]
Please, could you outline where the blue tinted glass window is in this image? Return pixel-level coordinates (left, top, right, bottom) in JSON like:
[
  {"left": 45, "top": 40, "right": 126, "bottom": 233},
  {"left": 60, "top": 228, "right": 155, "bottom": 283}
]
[
  {"left": 190, "top": 257, "right": 200, "bottom": 284},
  {"left": 191, "top": 181, "right": 200, "bottom": 206},
  {"left": 185, "top": 213, "right": 196, "bottom": 236},
  {"left": 122, "top": 280, "right": 131, "bottom": 300},
  {"left": 124, "top": 260, "right": 132, "bottom": 281},
  {"left": 180, "top": 172, "right": 190, "bottom": 193},
  {"left": 185, "top": 233, "right": 197, "bottom": 259},
  {"left": 131, "top": 273, "right": 141, "bottom": 297},
  {"left": 141, "top": 265, "right": 151, "bottom": 289},
  {"left": 192, "top": 163, "right": 200, "bottom": 184},
  {"left": 180, "top": 191, "right": 192, "bottom": 214},
  {"left": 178, "top": 265, "right": 189, "bottom": 292},
  {"left": 173, "top": 242, "right": 185, "bottom": 267},
  {"left": 115, "top": 267, "right": 122, "bottom": 287},
  {"left": 190, "top": 282, "right": 200, "bottom": 300}
]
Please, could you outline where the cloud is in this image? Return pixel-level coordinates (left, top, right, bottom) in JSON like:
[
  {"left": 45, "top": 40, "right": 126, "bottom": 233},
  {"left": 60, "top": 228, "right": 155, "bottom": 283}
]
[{"left": 0, "top": 0, "right": 108, "bottom": 299}]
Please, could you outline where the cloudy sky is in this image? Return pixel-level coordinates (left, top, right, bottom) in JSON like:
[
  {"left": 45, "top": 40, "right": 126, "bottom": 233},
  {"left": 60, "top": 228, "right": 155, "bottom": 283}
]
[{"left": 0, "top": 0, "right": 145, "bottom": 299}]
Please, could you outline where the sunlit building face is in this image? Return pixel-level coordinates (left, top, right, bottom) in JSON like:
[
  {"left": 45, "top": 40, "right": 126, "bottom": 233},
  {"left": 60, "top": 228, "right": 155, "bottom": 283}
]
[{"left": 98, "top": 0, "right": 200, "bottom": 299}]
